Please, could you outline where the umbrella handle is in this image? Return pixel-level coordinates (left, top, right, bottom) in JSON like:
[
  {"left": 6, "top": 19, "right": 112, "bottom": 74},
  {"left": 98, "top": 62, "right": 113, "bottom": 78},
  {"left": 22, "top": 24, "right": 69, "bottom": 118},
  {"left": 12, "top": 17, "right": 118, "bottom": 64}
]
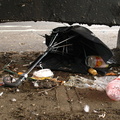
[
  {"left": 3, "top": 74, "right": 27, "bottom": 87},
  {"left": 3, "top": 48, "right": 52, "bottom": 87}
]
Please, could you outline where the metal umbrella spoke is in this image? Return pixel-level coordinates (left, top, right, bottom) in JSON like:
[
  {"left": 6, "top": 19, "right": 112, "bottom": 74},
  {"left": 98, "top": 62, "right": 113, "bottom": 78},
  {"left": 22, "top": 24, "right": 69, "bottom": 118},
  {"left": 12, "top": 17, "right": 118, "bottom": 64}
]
[
  {"left": 53, "top": 44, "right": 72, "bottom": 54},
  {"left": 53, "top": 44, "right": 72, "bottom": 49},
  {"left": 48, "top": 33, "right": 59, "bottom": 47},
  {"left": 52, "top": 35, "right": 75, "bottom": 48}
]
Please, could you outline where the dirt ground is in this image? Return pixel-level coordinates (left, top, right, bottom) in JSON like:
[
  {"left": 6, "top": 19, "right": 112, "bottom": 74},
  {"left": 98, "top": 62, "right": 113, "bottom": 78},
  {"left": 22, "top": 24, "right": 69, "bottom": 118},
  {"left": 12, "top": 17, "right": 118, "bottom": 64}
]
[{"left": 0, "top": 49, "right": 120, "bottom": 120}]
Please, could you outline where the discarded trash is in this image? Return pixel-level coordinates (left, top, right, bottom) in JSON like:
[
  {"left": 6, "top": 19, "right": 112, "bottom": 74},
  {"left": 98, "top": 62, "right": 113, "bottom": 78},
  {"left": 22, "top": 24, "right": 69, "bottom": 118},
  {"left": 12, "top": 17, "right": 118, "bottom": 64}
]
[
  {"left": 18, "top": 72, "right": 24, "bottom": 75},
  {"left": 106, "top": 76, "right": 120, "bottom": 101},
  {"left": 31, "top": 76, "right": 51, "bottom": 81},
  {"left": 2, "top": 25, "right": 113, "bottom": 87},
  {"left": 93, "top": 110, "right": 98, "bottom": 113},
  {"left": 16, "top": 89, "right": 20, "bottom": 92},
  {"left": 11, "top": 98, "right": 17, "bottom": 102},
  {"left": 0, "top": 79, "right": 4, "bottom": 86},
  {"left": 86, "top": 56, "right": 109, "bottom": 68},
  {"left": 106, "top": 72, "right": 117, "bottom": 76},
  {"left": 32, "top": 69, "right": 54, "bottom": 80},
  {"left": 0, "top": 92, "right": 3, "bottom": 97},
  {"left": 3, "top": 75, "right": 17, "bottom": 83},
  {"left": 2, "top": 60, "right": 17, "bottom": 75},
  {"left": 32, "top": 79, "right": 60, "bottom": 89},
  {"left": 98, "top": 112, "right": 106, "bottom": 118},
  {"left": 88, "top": 68, "right": 98, "bottom": 75},
  {"left": 40, "top": 25, "right": 113, "bottom": 74},
  {"left": 33, "top": 81, "right": 39, "bottom": 88},
  {"left": 64, "top": 75, "right": 117, "bottom": 91},
  {"left": 0, "top": 82, "right": 4, "bottom": 86},
  {"left": 84, "top": 105, "right": 90, "bottom": 113}
]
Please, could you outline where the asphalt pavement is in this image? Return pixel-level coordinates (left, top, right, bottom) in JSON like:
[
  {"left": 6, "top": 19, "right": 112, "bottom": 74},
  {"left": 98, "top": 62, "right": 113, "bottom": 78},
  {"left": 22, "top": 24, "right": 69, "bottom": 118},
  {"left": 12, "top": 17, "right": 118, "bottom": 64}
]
[{"left": 0, "top": 21, "right": 119, "bottom": 52}]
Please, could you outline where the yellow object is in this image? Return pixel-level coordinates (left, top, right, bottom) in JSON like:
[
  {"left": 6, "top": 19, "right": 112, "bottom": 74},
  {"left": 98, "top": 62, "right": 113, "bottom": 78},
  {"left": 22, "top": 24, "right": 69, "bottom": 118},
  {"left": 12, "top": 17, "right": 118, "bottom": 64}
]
[
  {"left": 18, "top": 72, "right": 24, "bottom": 75},
  {"left": 86, "top": 56, "right": 109, "bottom": 68},
  {"left": 88, "top": 68, "right": 98, "bottom": 75},
  {"left": 31, "top": 76, "right": 51, "bottom": 80}
]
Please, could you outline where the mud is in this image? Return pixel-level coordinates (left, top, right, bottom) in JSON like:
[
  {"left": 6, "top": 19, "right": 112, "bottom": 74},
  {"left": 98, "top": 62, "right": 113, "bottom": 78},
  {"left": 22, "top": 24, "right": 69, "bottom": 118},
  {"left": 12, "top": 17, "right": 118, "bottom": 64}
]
[{"left": 0, "top": 50, "right": 120, "bottom": 120}]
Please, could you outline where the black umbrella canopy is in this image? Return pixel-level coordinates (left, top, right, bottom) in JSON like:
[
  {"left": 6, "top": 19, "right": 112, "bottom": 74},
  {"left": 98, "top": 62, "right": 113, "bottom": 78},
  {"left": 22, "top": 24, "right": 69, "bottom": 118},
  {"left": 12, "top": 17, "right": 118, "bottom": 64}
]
[
  {"left": 40, "top": 25, "right": 113, "bottom": 73},
  {"left": 71, "top": 26, "right": 113, "bottom": 62},
  {"left": 46, "top": 25, "right": 113, "bottom": 62}
]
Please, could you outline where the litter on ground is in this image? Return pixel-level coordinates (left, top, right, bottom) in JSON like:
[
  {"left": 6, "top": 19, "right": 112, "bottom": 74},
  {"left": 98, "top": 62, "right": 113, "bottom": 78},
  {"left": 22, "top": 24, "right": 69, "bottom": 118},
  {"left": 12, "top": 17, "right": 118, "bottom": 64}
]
[{"left": 64, "top": 75, "right": 117, "bottom": 91}]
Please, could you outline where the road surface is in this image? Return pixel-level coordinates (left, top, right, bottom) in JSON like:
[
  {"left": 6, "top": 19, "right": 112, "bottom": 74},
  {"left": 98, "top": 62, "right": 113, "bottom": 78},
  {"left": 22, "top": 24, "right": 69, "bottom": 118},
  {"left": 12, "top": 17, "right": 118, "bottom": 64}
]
[{"left": 0, "top": 21, "right": 119, "bottom": 52}]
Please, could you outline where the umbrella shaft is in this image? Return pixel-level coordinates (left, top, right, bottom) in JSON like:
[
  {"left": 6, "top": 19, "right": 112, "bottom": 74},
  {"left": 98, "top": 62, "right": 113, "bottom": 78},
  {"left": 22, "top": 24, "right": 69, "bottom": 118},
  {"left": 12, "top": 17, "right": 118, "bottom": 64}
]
[{"left": 26, "top": 50, "right": 49, "bottom": 74}]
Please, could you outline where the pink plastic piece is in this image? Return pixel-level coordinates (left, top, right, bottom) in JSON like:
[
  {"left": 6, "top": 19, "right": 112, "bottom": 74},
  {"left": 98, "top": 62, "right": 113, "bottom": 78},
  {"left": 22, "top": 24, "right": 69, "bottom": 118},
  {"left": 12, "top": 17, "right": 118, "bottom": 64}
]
[{"left": 106, "top": 76, "right": 120, "bottom": 101}]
